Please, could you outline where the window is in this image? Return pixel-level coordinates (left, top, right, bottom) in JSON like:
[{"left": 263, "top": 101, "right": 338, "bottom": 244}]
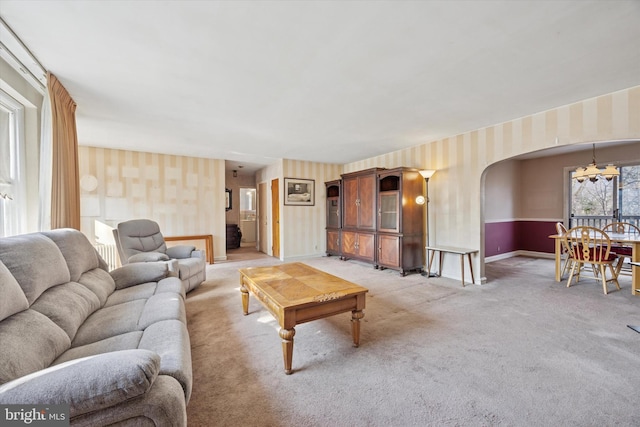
[
  {"left": 0, "top": 90, "right": 26, "bottom": 237},
  {"left": 570, "top": 164, "right": 640, "bottom": 229}
]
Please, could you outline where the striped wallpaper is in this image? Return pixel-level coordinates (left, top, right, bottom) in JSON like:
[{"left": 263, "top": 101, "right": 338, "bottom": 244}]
[
  {"left": 78, "top": 85, "right": 640, "bottom": 280},
  {"left": 280, "top": 159, "right": 342, "bottom": 260},
  {"left": 78, "top": 146, "right": 226, "bottom": 260},
  {"left": 344, "top": 85, "right": 640, "bottom": 282}
]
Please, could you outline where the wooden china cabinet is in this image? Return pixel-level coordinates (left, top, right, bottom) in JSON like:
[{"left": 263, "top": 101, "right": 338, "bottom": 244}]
[
  {"left": 325, "top": 180, "right": 341, "bottom": 257},
  {"left": 376, "top": 167, "right": 424, "bottom": 275},
  {"left": 340, "top": 168, "right": 383, "bottom": 264},
  {"left": 325, "top": 166, "right": 424, "bottom": 275}
]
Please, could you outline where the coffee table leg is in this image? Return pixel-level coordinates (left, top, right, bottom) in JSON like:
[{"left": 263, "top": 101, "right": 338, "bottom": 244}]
[
  {"left": 351, "top": 310, "right": 364, "bottom": 347},
  {"left": 240, "top": 282, "right": 249, "bottom": 315},
  {"left": 279, "top": 328, "right": 296, "bottom": 374}
]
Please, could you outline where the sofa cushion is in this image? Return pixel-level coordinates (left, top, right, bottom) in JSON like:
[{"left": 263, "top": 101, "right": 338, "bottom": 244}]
[
  {"left": 0, "top": 310, "right": 71, "bottom": 384},
  {"left": 30, "top": 282, "right": 101, "bottom": 340},
  {"left": 72, "top": 300, "right": 146, "bottom": 347},
  {"left": 0, "top": 233, "right": 70, "bottom": 304},
  {"left": 77, "top": 268, "right": 116, "bottom": 307},
  {"left": 104, "top": 283, "right": 157, "bottom": 307},
  {"left": 137, "top": 293, "right": 187, "bottom": 328},
  {"left": 54, "top": 332, "right": 144, "bottom": 365},
  {"left": 138, "top": 320, "right": 192, "bottom": 402},
  {"left": 156, "top": 276, "right": 186, "bottom": 300},
  {"left": 42, "top": 229, "right": 100, "bottom": 282},
  {"left": 0, "top": 261, "right": 28, "bottom": 322}
]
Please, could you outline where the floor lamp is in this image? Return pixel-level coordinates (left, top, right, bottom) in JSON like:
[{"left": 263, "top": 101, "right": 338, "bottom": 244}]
[{"left": 418, "top": 169, "right": 436, "bottom": 277}]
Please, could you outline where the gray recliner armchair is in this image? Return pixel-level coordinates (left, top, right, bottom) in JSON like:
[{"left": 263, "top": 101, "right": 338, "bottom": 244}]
[{"left": 114, "top": 219, "right": 205, "bottom": 292}]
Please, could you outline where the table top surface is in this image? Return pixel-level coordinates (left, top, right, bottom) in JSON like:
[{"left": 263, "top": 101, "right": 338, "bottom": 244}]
[
  {"left": 549, "top": 232, "right": 640, "bottom": 243},
  {"left": 239, "top": 262, "right": 368, "bottom": 309},
  {"left": 425, "top": 245, "right": 478, "bottom": 254}
]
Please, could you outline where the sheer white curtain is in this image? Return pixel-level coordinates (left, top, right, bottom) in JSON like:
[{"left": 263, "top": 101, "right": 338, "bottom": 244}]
[{"left": 38, "top": 87, "right": 52, "bottom": 231}]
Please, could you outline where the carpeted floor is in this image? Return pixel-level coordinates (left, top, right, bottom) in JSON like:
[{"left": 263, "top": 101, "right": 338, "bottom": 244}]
[{"left": 185, "top": 255, "right": 640, "bottom": 426}]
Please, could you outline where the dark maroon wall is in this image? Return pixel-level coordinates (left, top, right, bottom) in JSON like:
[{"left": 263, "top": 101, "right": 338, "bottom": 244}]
[
  {"left": 485, "top": 220, "right": 557, "bottom": 257},
  {"left": 485, "top": 221, "right": 518, "bottom": 257},
  {"left": 517, "top": 221, "right": 557, "bottom": 253}
]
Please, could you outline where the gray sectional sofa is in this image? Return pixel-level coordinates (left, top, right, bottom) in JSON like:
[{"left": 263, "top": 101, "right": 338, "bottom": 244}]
[{"left": 0, "top": 228, "right": 195, "bottom": 426}]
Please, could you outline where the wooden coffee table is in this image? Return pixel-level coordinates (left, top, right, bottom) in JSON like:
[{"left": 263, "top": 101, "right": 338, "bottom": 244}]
[{"left": 239, "top": 262, "right": 368, "bottom": 374}]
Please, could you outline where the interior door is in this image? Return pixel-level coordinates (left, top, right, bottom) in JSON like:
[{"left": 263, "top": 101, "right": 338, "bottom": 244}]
[
  {"left": 259, "top": 182, "right": 268, "bottom": 254},
  {"left": 271, "top": 178, "right": 280, "bottom": 259}
]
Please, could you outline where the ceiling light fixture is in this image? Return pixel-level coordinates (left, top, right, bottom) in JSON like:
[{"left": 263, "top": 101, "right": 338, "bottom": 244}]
[{"left": 573, "top": 144, "right": 619, "bottom": 183}]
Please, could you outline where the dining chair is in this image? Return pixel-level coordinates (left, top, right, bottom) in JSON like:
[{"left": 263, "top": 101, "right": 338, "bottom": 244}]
[
  {"left": 602, "top": 222, "right": 640, "bottom": 276},
  {"left": 563, "top": 226, "right": 620, "bottom": 294},
  {"left": 555, "top": 222, "right": 573, "bottom": 279}
]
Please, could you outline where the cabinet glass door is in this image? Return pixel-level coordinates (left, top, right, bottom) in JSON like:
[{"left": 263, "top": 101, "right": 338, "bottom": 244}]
[{"left": 379, "top": 192, "right": 399, "bottom": 231}]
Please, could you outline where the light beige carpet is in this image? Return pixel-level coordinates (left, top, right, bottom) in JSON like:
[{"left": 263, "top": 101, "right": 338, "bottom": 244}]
[{"left": 185, "top": 255, "right": 640, "bottom": 426}]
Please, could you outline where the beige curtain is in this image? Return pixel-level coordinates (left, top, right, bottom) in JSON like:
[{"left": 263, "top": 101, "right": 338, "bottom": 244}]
[{"left": 48, "top": 71, "right": 80, "bottom": 230}]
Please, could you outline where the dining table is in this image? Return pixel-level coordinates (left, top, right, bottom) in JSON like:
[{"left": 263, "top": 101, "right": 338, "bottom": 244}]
[{"left": 549, "top": 232, "right": 640, "bottom": 296}]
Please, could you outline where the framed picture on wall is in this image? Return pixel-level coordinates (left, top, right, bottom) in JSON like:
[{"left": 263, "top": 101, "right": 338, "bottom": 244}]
[
  {"left": 225, "top": 188, "right": 232, "bottom": 211},
  {"left": 284, "top": 178, "right": 315, "bottom": 206}
]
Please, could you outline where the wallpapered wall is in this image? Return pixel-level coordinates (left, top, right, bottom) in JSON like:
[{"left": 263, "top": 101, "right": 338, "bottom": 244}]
[
  {"left": 78, "top": 86, "right": 640, "bottom": 281},
  {"left": 78, "top": 146, "right": 226, "bottom": 259},
  {"left": 344, "top": 85, "right": 640, "bottom": 282},
  {"left": 253, "top": 159, "right": 342, "bottom": 260},
  {"left": 280, "top": 159, "right": 342, "bottom": 260}
]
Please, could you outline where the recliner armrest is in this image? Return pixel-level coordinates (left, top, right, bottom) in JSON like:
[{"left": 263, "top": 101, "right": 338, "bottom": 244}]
[
  {"left": 128, "top": 251, "right": 170, "bottom": 263},
  {"left": 0, "top": 350, "right": 160, "bottom": 419},
  {"left": 166, "top": 245, "right": 196, "bottom": 259}
]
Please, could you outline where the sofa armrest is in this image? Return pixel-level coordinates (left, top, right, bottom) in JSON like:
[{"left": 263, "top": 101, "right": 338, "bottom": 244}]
[
  {"left": 0, "top": 349, "right": 160, "bottom": 419},
  {"left": 110, "top": 262, "right": 169, "bottom": 289},
  {"left": 166, "top": 245, "right": 196, "bottom": 259}
]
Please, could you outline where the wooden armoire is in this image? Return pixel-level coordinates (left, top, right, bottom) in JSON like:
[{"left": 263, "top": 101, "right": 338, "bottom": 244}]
[{"left": 325, "top": 167, "right": 425, "bottom": 275}]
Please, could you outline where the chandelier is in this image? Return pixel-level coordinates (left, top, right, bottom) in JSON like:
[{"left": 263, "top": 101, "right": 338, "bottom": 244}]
[{"left": 573, "top": 144, "right": 619, "bottom": 183}]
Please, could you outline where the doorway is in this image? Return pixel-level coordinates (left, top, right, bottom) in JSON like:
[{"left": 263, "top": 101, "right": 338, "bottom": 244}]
[{"left": 239, "top": 187, "right": 256, "bottom": 247}]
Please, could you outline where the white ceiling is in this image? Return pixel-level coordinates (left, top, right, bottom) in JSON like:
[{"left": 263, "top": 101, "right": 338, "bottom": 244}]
[{"left": 1, "top": 1, "right": 640, "bottom": 174}]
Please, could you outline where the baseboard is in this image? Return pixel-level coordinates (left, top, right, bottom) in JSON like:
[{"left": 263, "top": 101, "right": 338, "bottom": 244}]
[
  {"left": 282, "top": 253, "right": 324, "bottom": 262},
  {"left": 485, "top": 251, "right": 520, "bottom": 263},
  {"left": 518, "top": 250, "right": 555, "bottom": 260},
  {"left": 485, "top": 250, "right": 554, "bottom": 263}
]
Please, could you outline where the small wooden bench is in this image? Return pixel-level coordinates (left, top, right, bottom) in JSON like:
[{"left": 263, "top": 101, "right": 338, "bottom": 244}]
[
  {"left": 425, "top": 246, "right": 478, "bottom": 286},
  {"left": 165, "top": 234, "right": 214, "bottom": 264}
]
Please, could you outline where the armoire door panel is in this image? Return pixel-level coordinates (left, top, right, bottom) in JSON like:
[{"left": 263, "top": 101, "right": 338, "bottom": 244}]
[
  {"left": 341, "top": 231, "right": 357, "bottom": 256},
  {"left": 343, "top": 178, "right": 359, "bottom": 229},
  {"left": 358, "top": 174, "right": 376, "bottom": 230},
  {"left": 327, "top": 230, "right": 341, "bottom": 254},
  {"left": 357, "top": 233, "right": 376, "bottom": 261},
  {"left": 378, "top": 234, "right": 400, "bottom": 267}
]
